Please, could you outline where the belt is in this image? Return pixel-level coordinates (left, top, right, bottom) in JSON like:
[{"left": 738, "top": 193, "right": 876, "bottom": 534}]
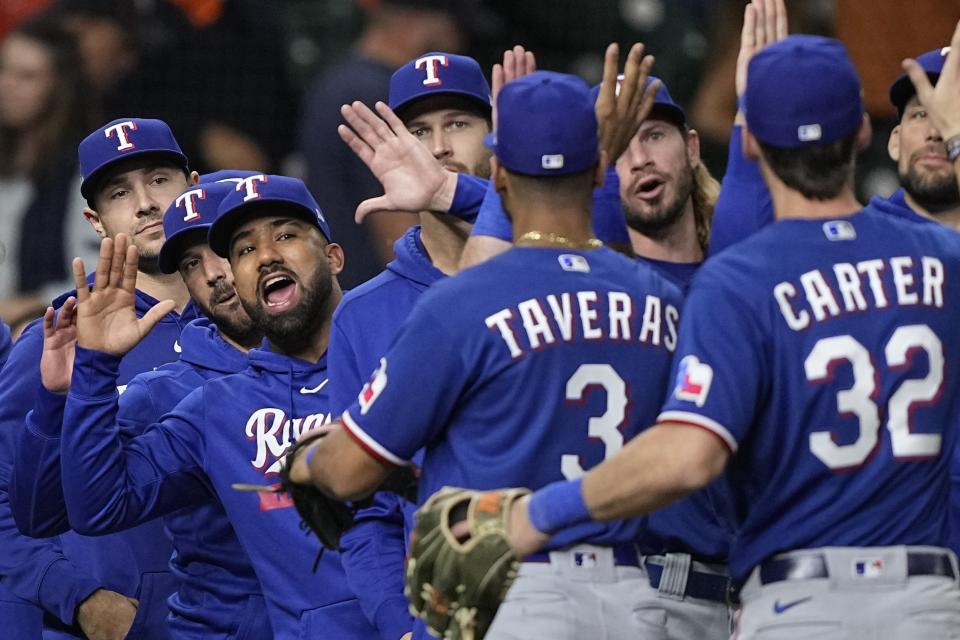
[
  {"left": 525, "top": 544, "right": 641, "bottom": 567},
  {"left": 760, "top": 551, "right": 957, "bottom": 585},
  {"left": 644, "top": 559, "right": 733, "bottom": 604}
]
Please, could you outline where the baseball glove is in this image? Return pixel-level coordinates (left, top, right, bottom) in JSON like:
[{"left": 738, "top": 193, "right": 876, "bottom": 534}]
[
  {"left": 278, "top": 429, "right": 356, "bottom": 555},
  {"left": 405, "top": 487, "right": 530, "bottom": 640}
]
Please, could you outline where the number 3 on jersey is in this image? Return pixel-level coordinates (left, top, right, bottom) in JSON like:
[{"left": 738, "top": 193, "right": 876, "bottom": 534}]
[
  {"left": 805, "top": 324, "right": 944, "bottom": 470},
  {"left": 561, "top": 364, "right": 627, "bottom": 480}
]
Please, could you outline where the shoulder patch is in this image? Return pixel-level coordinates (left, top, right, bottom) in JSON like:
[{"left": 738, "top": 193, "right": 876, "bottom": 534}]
[
  {"left": 672, "top": 355, "right": 713, "bottom": 407},
  {"left": 358, "top": 357, "right": 388, "bottom": 415}
]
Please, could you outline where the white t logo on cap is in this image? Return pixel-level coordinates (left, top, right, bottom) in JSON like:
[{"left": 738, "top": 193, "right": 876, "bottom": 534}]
[
  {"left": 104, "top": 121, "right": 138, "bottom": 151},
  {"left": 236, "top": 174, "right": 268, "bottom": 202},
  {"left": 415, "top": 54, "right": 449, "bottom": 87},
  {"left": 176, "top": 188, "right": 206, "bottom": 222},
  {"left": 941, "top": 46, "right": 952, "bottom": 57},
  {"left": 797, "top": 124, "right": 822, "bottom": 142}
]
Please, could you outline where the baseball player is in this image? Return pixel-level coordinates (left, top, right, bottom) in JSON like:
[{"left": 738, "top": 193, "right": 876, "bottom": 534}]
[
  {"left": 11, "top": 177, "right": 274, "bottom": 639},
  {"left": 290, "top": 71, "right": 685, "bottom": 639},
  {"left": 49, "top": 175, "right": 379, "bottom": 639},
  {"left": 493, "top": 35, "right": 960, "bottom": 640},
  {"left": 709, "top": 0, "right": 958, "bottom": 253},
  {"left": 329, "top": 51, "right": 492, "bottom": 640},
  {"left": 0, "top": 117, "right": 200, "bottom": 640}
]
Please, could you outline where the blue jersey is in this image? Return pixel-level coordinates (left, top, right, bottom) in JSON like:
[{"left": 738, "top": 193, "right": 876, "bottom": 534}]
[
  {"left": 60, "top": 343, "right": 378, "bottom": 639},
  {"left": 329, "top": 225, "right": 439, "bottom": 639},
  {"left": 11, "top": 318, "right": 270, "bottom": 639},
  {"left": 658, "top": 207, "right": 960, "bottom": 581},
  {"left": 342, "top": 246, "right": 682, "bottom": 547},
  {"left": 0, "top": 289, "right": 197, "bottom": 639}
]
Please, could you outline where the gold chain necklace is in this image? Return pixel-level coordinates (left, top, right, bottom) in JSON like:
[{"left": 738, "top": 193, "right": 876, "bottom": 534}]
[{"left": 515, "top": 230, "right": 603, "bottom": 249}]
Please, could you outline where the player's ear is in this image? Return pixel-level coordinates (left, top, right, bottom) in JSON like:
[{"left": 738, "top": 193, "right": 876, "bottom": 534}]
[
  {"left": 887, "top": 124, "right": 902, "bottom": 162},
  {"left": 83, "top": 207, "right": 107, "bottom": 239},
  {"left": 491, "top": 157, "right": 507, "bottom": 193},
  {"left": 685, "top": 128, "right": 702, "bottom": 165},
  {"left": 189, "top": 170, "right": 201, "bottom": 185},
  {"left": 855, "top": 114, "right": 872, "bottom": 152},
  {"left": 324, "top": 242, "right": 345, "bottom": 276}
]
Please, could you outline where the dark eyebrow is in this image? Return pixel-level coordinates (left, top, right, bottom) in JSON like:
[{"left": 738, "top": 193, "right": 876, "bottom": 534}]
[{"left": 99, "top": 163, "right": 176, "bottom": 192}]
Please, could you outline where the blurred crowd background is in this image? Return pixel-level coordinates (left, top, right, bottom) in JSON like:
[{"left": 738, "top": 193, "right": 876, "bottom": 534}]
[{"left": 0, "top": 0, "right": 958, "bottom": 332}]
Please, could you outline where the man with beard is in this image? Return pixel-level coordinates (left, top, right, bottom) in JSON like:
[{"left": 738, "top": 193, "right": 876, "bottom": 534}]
[
  {"left": 46, "top": 174, "right": 379, "bottom": 639},
  {"left": 11, "top": 177, "right": 274, "bottom": 639},
  {"left": 328, "top": 52, "right": 491, "bottom": 640},
  {"left": 708, "top": 0, "right": 959, "bottom": 254},
  {"left": 0, "top": 117, "right": 200, "bottom": 640}
]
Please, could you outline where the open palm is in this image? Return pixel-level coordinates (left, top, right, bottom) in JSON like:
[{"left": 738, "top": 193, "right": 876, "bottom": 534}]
[
  {"left": 39, "top": 297, "right": 78, "bottom": 393},
  {"left": 73, "top": 234, "right": 175, "bottom": 357}
]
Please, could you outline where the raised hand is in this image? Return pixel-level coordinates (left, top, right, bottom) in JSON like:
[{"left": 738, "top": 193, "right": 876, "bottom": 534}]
[
  {"left": 492, "top": 45, "right": 537, "bottom": 131},
  {"left": 903, "top": 20, "right": 960, "bottom": 141},
  {"left": 39, "top": 298, "right": 78, "bottom": 393},
  {"left": 338, "top": 101, "right": 457, "bottom": 223},
  {"left": 595, "top": 42, "right": 659, "bottom": 166},
  {"left": 735, "top": 0, "right": 789, "bottom": 122},
  {"left": 73, "top": 234, "right": 175, "bottom": 356}
]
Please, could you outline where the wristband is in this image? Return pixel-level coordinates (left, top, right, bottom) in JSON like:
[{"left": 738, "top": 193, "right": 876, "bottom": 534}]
[
  {"left": 527, "top": 478, "right": 591, "bottom": 535},
  {"left": 947, "top": 135, "right": 960, "bottom": 163}
]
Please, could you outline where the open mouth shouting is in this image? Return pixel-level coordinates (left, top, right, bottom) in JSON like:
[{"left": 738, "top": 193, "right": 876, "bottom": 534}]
[
  {"left": 258, "top": 271, "right": 300, "bottom": 314},
  {"left": 633, "top": 175, "right": 666, "bottom": 201}
]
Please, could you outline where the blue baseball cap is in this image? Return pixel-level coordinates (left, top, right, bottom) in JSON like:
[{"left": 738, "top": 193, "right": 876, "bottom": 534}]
[
  {"left": 79, "top": 117, "right": 189, "bottom": 203},
  {"left": 199, "top": 169, "right": 260, "bottom": 183},
  {"left": 158, "top": 181, "right": 235, "bottom": 274},
  {"left": 745, "top": 35, "right": 863, "bottom": 148},
  {"left": 208, "top": 174, "right": 332, "bottom": 258},
  {"left": 389, "top": 52, "right": 491, "bottom": 118},
  {"left": 485, "top": 71, "right": 598, "bottom": 176},
  {"left": 589, "top": 75, "right": 686, "bottom": 128},
  {"left": 889, "top": 47, "right": 950, "bottom": 116}
]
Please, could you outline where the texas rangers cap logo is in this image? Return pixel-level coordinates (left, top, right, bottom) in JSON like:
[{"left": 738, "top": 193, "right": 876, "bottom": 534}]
[
  {"left": 359, "top": 358, "right": 388, "bottom": 415},
  {"left": 415, "top": 54, "right": 449, "bottom": 87},
  {"left": 672, "top": 355, "right": 713, "bottom": 407}
]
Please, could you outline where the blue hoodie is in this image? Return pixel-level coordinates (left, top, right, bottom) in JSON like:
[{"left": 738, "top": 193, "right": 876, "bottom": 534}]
[
  {"left": 328, "top": 225, "right": 442, "bottom": 638},
  {"left": 0, "top": 320, "right": 11, "bottom": 370},
  {"left": 12, "top": 318, "right": 270, "bottom": 639},
  {"left": 0, "top": 288, "right": 198, "bottom": 639},
  {"left": 59, "top": 343, "right": 378, "bottom": 639}
]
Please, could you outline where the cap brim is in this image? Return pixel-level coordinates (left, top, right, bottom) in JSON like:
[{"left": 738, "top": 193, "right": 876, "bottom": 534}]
[
  {"left": 208, "top": 200, "right": 326, "bottom": 259},
  {"left": 890, "top": 71, "right": 940, "bottom": 114},
  {"left": 81, "top": 149, "right": 189, "bottom": 202}
]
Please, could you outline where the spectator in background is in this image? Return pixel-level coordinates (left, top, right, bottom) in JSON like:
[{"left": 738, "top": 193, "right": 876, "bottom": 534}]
[
  {"left": 299, "top": 0, "right": 475, "bottom": 288},
  {"left": 0, "top": 14, "right": 98, "bottom": 331},
  {"left": 57, "top": 0, "right": 293, "bottom": 176}
]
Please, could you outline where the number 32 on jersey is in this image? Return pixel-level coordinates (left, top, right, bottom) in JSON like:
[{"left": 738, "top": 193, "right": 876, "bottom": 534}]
[{"left": 806, "top": 324, "right": 943, "bottom": 470}]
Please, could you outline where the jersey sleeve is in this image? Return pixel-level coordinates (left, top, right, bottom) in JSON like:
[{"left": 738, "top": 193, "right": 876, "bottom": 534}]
[
  {"left": 61, "top": 347, "right": 210, "bottom": 534},
  {"left": 0, "top": 321, "right": 101, "bottom": 623},
  {"left": 341, "top": 303, "right": 470, "bottom": 465},
  {"left": 339, "top": 492, "right": 414, "bottom": 639},
  {"left": 446, "top": 174, "right": 486, "bottom": 223},
  {"left": 591, "top": 166, "right": 630, "bottom": 246},
  {"left": 708, "top": 124, "right": 774, "bottom": 256},
  {"left": 328, "top": 311, "right": 365, "bottom": 416},
  {"left": 10, "top": 388, "right": 70, "bottom": 537},
  {"left": 656, "top": 268, "right": 769, "bottom": 451},
  {"left": 470, "top": 180, "right": 513, "bottom": 241}
]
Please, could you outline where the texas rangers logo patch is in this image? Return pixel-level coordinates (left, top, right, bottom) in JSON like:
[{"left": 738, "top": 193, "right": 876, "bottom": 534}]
[
  {"left": 672, "top": 355, "right": 713, "bottom": 407},
  {"left": 359, "top": 357, "right": 388, "bottom": 415}
]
